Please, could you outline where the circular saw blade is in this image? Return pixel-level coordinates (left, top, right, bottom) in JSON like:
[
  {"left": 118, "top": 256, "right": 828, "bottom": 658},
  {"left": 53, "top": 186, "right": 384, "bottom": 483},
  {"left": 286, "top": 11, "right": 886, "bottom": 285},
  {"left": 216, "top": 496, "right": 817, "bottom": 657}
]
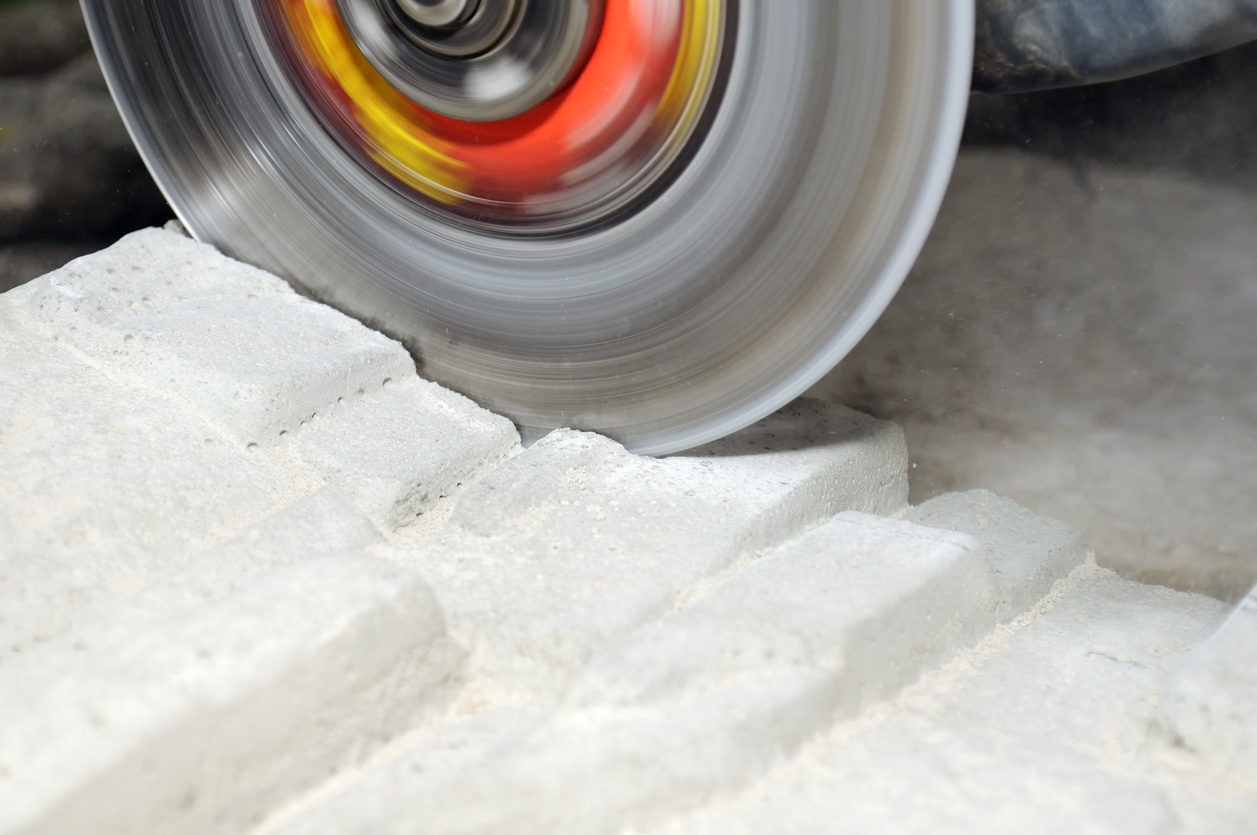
[{"left": 83, "top": 0, "right": 973, "bottom": 454}]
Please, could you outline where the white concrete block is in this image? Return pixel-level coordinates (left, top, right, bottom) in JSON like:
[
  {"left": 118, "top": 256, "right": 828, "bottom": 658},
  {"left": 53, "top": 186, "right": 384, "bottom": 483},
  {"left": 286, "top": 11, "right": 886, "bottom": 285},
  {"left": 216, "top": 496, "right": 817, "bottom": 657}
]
[
  {"left": 0, "top": 325, "right": 321, "bottom": 659},
  {"left": 267, "top": 512, "right": 976, "bottom": 835},
  {"left": 0, "top": 229, "right": 519, "bottom": 656},
  {"left": 671, "top": 399, "right": 910, "bottom": 524},
  {"left": 655, "top": 571, "right": 1237, "bottom": 835},
  {"left": 263, "top": 707, "right": 545, "bottom": 835},
  {"left": 0, "top": 163, "right": 1244, "bottom": 835},
  {"left": 1157, "top": 582, "right": 1257, "bottom": 783},
  {"left": 67, "top": 489, "right": 385, "bottom": 639},
  {"left": 0, "top": 228, "right": 415, "bottom": 446},
  {"left": 0, "top": 555, "right": 461, "bottom": 835},
  {"left": 403, "top": 405, "right": 907, "bottom": 698},
  {"left": 575, "top": 512, "right": 990, "bottom": 711},
  {"left": 378, "top": 514, "right": 990, "bottom": 835},
  {"left": 292, "top": 376, "right": 519, "bottom": 531},
  {"left": 905, "top": 488, "right": 1091, "bottom": 621},
  {"left": 271, "top": 491, "right": 1099, "bottom": 835}
]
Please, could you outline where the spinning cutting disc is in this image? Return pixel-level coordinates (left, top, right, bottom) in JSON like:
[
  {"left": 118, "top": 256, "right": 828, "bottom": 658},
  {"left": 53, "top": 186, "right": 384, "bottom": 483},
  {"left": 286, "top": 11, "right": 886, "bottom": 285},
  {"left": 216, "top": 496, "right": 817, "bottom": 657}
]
[{"left": 83, "top": 0, "right": 973, "bottom": 454}]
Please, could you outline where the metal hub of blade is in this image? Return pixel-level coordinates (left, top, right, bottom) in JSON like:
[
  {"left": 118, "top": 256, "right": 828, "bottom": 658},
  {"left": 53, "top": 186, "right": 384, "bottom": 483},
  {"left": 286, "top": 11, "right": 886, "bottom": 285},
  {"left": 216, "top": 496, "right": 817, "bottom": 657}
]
[
  {"left": 390, "top": 0, "right": 516, "bottom": 58},
  {"left": 339, "top": 0, "right": 604, "bottom": 120},
  {"left": 83, "top": 0, "right": 974, "bottom": 454},
  {"left": 395, "top": 0, "right": 480, "bottom": 31}
]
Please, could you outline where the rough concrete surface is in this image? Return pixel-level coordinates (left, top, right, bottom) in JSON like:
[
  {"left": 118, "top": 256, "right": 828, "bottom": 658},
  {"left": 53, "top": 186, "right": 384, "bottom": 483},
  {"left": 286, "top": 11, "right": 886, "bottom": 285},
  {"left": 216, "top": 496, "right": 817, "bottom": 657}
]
[
  {"left": 813, "top": 148, "right": 1257, "bottom": 603},
  {"left": 1, "top": 555, "right": 460, "bottom": 835},
  {"left": 654, "top": 567, "right": 1240, "bottom": 835},
  {"left": 1, "top": 228, "right": 1252, "bottom": 834},
  {"left": 391, "top": 406, "right": 907, "bottom": 703},
  {"left": 0, "top": 229, "right": 520, "bottom": 659}
]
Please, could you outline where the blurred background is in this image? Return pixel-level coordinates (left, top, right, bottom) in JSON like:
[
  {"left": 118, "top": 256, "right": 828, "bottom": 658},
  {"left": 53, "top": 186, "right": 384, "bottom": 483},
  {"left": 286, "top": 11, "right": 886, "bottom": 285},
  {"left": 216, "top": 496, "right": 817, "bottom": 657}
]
[
  {"left": 3, "top": 0, "right": 1255, "bottom": 602},
  {"left": 0, "top": 0, "right": 168, "bottom": 293}
]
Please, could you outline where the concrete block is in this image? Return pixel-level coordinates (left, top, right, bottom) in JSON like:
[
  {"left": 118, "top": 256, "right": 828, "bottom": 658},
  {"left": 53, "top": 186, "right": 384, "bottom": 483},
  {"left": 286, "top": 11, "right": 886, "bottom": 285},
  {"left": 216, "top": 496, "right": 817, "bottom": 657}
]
[
  {"left": 575, "top": 512, "right": 992, "bottom": 711},
  {"left": 65, "top": 489, "right": 385, "bottom": 641},
  {"left": 379, "top": 513, "right": 990, "bottom": 835},
  {"left": 405, "top": 406, "right": 907, "bottom": 698},
  {"left": 1157, "top": 582, "right": 1257, "bottom": 783},
  {"left": 0, "top": 229, "right": 521, "bottom": 657},
  {"left": 654, "top": 571, "right": 1234, "bottom": 835},
  {"left": 905, "top": 489, "right": 1091, "bottom": 622},
  {"left": 267, "top": 512, "right": 980, "bottom": 835},
  {"left": 272, "top": 492, "right": 1100, "bottom": 835},
  {"left": 671, "top": 399, "right": 910, "bottom": 524},
  {"left": 0, "top": 555, "right": 462, "bottom": 835},
  {"left": 0, "top": 228, "right": 415, "bottom": 446},
  {"left": 0, "top": 326, "right": 321, "bottom": 659},
  {"left": 265, "top": 707, "right": 546, "bottom": 835},
  {"left": 292, "top": 376, "right": 519, "bottom": 531}
]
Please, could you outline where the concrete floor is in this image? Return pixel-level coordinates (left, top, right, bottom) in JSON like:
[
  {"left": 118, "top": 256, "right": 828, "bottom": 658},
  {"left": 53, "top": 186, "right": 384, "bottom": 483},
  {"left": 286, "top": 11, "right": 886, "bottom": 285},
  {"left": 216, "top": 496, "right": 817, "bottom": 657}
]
[{"left": 812, "top": 148, "right": 1257, "bottom": 603}]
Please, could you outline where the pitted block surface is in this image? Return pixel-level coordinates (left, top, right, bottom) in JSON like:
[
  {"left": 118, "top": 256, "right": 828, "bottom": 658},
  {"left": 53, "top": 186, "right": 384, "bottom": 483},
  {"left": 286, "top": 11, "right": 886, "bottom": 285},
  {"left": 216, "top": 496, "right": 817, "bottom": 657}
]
[{"left": 1, "top": 229, "right": 414, "bottom": 446}]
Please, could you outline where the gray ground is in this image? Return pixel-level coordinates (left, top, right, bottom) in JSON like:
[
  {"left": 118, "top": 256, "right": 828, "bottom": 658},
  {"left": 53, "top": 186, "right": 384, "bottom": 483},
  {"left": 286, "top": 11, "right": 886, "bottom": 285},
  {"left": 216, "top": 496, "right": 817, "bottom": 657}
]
[
  {"left": 812, "top": 149, "right": 1257, "bottom": 603},
  {"left": 2, "top": 1, "right": 1254, "bottom": 602},
  {"left": 813, "top": 46, "right": 1257, "bottom": 604}
]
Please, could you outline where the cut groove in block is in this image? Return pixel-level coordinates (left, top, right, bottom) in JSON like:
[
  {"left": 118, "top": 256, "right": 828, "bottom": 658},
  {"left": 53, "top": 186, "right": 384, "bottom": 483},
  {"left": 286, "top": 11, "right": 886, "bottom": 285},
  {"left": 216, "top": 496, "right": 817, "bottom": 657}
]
[
  {"left": 0, "top": 326, "right": 322, "bottom": 660},
  {"left": 57, "top": 488, "right": 388, "bottom": 643},
  {"left": 292, "top": 376, "right": 519, "bottom": 531},
  {"left": 651, "top": 571, "right": 1233, "bottom": 835},
  {"left": 266, "top": 493, "right": 1097, "bottom": 835}
]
